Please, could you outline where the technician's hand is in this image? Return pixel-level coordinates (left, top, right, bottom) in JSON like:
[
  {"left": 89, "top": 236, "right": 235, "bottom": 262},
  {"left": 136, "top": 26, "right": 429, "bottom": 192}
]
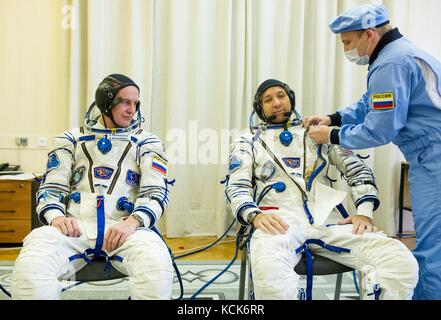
[
  {"left": 303, "top": 115, "right": 331, "bottom": 128},
  {"left": 338, "top": 215, "right": 378, "bottom": 235},
  {"left": 252, "top": 214, "right": 289, "bottom": 235},
  {"left": 103, "top": 216, "right": 140, "bottom": 253},
  {"left": 307, "top": 126, "right": 332, "bottom": 145}
]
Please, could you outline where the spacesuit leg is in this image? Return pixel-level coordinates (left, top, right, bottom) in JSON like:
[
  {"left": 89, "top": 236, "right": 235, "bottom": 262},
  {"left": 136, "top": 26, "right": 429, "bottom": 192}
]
[
  {"left": 11, "top": 226, "right": 88, "bottom": 299},
  {"left": 310, "top": 225, "right": 418, "bottom": 300},
  {"left": 112, "top": 228, "right": 174, "bottom": 300},
  {"left": 249, "top": 227, "right": 305, "bottom": 300}
]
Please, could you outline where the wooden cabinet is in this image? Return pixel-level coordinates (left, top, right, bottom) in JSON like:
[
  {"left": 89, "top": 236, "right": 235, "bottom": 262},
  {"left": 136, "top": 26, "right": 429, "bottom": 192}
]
[{"left": 0, "top": 179, "right": 34, "bottom": 243}]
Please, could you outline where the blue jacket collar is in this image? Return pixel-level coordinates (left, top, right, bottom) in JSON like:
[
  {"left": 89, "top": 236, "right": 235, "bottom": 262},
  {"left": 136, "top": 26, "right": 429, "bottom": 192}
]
[{"left": 369, "top": 27, "right": 403, "bottom": 66}]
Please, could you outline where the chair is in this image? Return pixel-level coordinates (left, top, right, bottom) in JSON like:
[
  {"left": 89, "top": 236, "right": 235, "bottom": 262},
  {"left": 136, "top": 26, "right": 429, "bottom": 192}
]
[
  {"left": 71, "top": 258, "right": 126, "bottom": 282},
  {"left": 398, "top": 162, "right": 413, "bottom": 236},
  {"left": 238, "top": 233, "right": 360, "bottom": 300},
  {"left": 294, "top": 253, "right": 355, "bottom": 300}
]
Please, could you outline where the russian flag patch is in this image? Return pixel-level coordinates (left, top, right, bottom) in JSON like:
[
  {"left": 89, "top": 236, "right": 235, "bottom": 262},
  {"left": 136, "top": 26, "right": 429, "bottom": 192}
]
[
  {"left": 152, "top": 155, "right": 167, "bottom": 175},
  {"left": 372, "top": 92, "right": 395, "bottom": 110}
]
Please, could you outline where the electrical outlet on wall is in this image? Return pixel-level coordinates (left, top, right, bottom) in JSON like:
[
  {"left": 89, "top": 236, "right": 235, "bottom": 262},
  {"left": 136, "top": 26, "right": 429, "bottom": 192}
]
[
  {"left": 38, "top": 137, "right": 48, "bottom": 147},
  {"left": 15, "top": 137, "right": 28, "bottom": 147}
]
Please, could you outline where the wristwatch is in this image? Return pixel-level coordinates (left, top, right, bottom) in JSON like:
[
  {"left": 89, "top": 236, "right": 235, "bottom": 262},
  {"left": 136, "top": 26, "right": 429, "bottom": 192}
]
[
  {"left": 131, "top": 213, "right": 144, "bottom": 227},
  {"left": 246, "top": 210, "right": 261, "bottom": 224}
]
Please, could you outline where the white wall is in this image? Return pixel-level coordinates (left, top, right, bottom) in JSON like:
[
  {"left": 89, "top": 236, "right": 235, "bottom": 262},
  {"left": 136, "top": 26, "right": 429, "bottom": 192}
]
[{"left": 0, "top": 0, "right": 68, "bottom": 173}]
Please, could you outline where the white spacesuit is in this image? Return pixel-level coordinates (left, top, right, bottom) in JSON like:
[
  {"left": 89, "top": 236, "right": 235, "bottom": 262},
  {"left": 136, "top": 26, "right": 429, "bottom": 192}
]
[
  {"left": 11, "top": 74, "right": 174, "bottom": 299},
  {"left": 226, "top": 79, "right": 418, "bottom": 300}
]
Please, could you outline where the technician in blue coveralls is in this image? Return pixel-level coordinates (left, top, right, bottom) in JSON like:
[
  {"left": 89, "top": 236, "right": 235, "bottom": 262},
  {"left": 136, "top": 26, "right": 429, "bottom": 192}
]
[{"left": 304, "top": 4, "right": 441, "bottom": 300}]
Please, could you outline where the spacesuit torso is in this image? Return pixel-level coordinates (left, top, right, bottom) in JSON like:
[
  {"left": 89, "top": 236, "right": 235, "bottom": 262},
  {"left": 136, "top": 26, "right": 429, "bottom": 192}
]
[
  {"left": 226, "top": 121, "right": 379, "bottom": 227},
  {"left": 36, "top": 121, "right": 170, "bottom": 241}
]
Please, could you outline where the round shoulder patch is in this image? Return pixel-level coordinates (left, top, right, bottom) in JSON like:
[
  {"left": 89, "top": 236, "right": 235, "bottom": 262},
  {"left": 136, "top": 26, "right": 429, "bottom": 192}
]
[{"left": 71, "top": 166, "right": 86, "bottom": 187}]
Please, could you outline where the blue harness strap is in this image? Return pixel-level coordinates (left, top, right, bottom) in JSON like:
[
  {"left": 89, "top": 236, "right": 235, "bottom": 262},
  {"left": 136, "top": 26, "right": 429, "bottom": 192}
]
[
  {"left": 295, "top": 239, "right": 351, "bottom": 300},
  {"left": 68, "top": 248, "right": 124, "bottom": 275},
  {"left": 303, "top": 199, "right": 314, "bottom": 225},
  {"left": 104, "top": 254, "right": 124, "bottom": 272},
  {"left": 69, "top": 253, "right": 92, "bottom": 264},
  {"left": 303, "top": 245, "right": 314, "bottom": 299},
  {"left": 94, "top": 195, "right": 105, "bottom": 258},
  {"left": 336, "top": 204, "right": 350, "bottom": 219},
  {"left": 67, "top": 195, "right": 123, "bottom": 274},
  {"left": 372, "top": 284, "right": 381, "bottom": 300},
  {"left": 306, "top": 145, "right": 327, "bottom": 191}
]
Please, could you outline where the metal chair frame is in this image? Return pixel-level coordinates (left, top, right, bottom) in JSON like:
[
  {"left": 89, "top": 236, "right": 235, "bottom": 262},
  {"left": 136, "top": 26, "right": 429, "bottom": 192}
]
[{"left": 238, "top": 228, "right": 362, "bottom": 300}]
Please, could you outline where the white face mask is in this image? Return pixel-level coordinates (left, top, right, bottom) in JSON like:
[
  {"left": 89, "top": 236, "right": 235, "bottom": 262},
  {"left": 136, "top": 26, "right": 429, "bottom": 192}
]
[{"left": 344, "top": 32, "right": 373, "bottom": 66}]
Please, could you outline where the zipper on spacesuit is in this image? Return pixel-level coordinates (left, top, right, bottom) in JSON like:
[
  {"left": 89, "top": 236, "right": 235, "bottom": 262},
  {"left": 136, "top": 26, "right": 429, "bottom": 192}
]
[
  {"left": 303, "top": 197, "right": 314, "bottom": 225},
  {"left": 81, "top": 142, "right": 95, "bottom": 193}
]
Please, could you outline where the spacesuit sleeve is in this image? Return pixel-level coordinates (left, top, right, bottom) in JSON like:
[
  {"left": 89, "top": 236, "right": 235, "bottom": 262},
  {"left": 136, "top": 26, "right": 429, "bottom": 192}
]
[
  {"left": 338, "top": 93, "right": 370, "bottom": 126},
  {"left": 133, "top": 134, "right": 170, "bottom": 228},
  {"left": 328, "top": 145, "right": 380, "bottom": 216},
  {"left": 36, "top": 131, "right": 76, "bottom": 225},
  {"left": 225, "top": 134, "right": 260, "bottom": 225},
  {"left": 338, "top": 63, "right": 412, "bottom": 149}
]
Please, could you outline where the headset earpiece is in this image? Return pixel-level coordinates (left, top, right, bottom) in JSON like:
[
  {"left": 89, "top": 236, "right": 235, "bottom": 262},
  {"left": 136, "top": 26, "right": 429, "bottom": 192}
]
[{"left": 282, "top": 84, "right": 296, "bottom": 111}]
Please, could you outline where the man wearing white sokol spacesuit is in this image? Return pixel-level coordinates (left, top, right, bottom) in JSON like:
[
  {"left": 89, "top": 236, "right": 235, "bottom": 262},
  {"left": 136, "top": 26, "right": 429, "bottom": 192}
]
[
  {"left": 11, "top": 74, "right": 174, "bottom": 299},
  {"left": 226, "top": 79, "right": 418, "bottom": 300}
]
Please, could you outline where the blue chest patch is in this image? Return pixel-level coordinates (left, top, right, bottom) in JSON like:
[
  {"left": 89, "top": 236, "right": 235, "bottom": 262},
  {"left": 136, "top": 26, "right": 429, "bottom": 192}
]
[
  {"left": 283, "top": 157, "right": 301, "bottom": 169},
  {"left": 94, "top": 166, "right": 114, "bottom": 180},
  {"left": 126, "top": 170, "right": 140, "bottom": 186},
  {"left": 47, "top": 153, "right": 60, "bottom": 171}
]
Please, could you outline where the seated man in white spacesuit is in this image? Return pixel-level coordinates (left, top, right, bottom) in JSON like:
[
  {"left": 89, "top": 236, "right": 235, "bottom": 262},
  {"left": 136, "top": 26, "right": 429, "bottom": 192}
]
[
  {"left": 225, "top": 79, "right": 418, "bottom": 300},
  {"left": 11, "top": 74, "right": 174, "bottom": 299}
]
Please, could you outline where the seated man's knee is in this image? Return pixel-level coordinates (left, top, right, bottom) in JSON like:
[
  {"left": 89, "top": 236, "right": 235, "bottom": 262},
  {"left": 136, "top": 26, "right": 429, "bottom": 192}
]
[
  {"left": 252, "top": 252, "right": 295, "bottom": 281},
  {"left": 123, "top": 233, "right": 173, "bottom": 275},
  {"left": 14, "top": 226, "right": 67, "bottom": 271},
  {"left": 24, "top": 226, "right": 64, "bottom": 244}
]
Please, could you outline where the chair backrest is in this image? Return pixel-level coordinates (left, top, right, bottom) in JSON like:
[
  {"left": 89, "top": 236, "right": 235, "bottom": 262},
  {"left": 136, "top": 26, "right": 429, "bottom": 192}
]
[{"left": 401, "top": 162, "right": 411, "bottom": 210}]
